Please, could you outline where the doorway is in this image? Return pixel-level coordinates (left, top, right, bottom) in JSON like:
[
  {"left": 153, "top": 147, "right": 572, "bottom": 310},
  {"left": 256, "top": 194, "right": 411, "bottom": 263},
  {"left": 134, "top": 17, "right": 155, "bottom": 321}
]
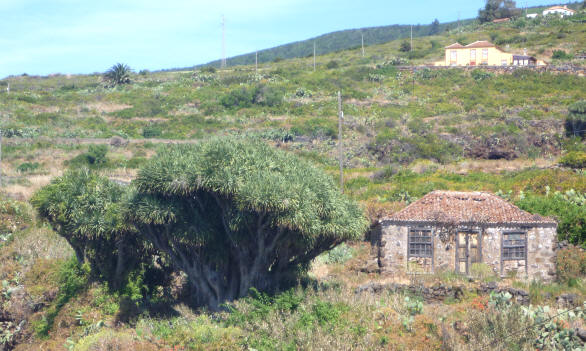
[{"left": 456, "top": 230, "right": 481, "bottom": 275}]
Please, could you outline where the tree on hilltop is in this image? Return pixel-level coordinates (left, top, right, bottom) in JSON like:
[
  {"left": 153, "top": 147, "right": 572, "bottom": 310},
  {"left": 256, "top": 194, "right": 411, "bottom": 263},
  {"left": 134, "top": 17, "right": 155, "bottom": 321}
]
[
  {"left": 125, "top": 137, "right": 368, "bottom": 309},
  {"left": 478, "top": 0, "right": 521, "bottom": 23},
  {"left": 104, "top": 63, "right": 132, "bottom": 86},
  {"left": 429, "top": 19, "right": 440, "bottom": 35}
]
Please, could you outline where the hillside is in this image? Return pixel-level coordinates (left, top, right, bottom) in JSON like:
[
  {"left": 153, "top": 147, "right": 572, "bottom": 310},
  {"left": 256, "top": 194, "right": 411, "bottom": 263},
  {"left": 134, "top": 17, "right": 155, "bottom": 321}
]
[
  {"left": 196, "top": 19, "right": 471, "bottom": 69},
  {"left": 0, "top": 10, "right": 584, "bottom": 351},
  {"left": 191, "top": 2, "right": 583, "bottom": 69}
]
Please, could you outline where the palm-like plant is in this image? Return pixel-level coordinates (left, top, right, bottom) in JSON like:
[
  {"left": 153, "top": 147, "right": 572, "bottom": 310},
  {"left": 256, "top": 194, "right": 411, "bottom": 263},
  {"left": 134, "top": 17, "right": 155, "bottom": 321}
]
[{"left": 104, "top": 63, "right": 132, "bottom": 86}]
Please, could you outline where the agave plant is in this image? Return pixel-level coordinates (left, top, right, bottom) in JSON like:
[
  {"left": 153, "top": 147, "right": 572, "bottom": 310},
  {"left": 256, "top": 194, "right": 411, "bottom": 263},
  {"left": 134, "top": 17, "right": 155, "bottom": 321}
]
[{"left": 103, "top": 63, "right": 132, "bottom": 86}]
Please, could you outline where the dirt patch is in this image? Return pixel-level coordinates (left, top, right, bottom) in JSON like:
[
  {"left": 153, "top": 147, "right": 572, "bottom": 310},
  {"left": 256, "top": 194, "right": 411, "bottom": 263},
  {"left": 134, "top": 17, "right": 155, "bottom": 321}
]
[{"left": 82, "top": 102, "right": 132, "bottom": 113}]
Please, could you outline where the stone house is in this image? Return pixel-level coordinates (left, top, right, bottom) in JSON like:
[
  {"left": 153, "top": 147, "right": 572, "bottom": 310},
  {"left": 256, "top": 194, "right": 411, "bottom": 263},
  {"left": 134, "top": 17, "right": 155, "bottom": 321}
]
[{"left": 377, "top": 191, "right": 558, "bottom": 281}]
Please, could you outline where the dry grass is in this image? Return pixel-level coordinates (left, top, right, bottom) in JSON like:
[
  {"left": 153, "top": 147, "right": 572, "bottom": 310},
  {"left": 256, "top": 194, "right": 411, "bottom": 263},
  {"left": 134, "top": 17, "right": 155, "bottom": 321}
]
[{"left": 445, "top": 158, "right": 555, "bottom": 174}]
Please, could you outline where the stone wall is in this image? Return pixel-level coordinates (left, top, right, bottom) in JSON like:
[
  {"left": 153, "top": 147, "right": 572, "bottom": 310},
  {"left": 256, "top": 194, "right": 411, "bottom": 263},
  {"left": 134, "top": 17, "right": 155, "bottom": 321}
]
[
  {"left": 396, "top": 64, "right": 586, "bottom": 76},
  {"left": 377, "top": 221, "right": 557, "bottom": 281},
  {"left": 527, "top": 226, "right": 557, "bottom": 281}
]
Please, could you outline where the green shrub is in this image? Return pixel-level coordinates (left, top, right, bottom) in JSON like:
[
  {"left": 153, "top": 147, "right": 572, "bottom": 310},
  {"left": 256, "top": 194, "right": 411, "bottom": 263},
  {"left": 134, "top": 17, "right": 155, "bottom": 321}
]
[
  {"left": 86, "top": 144, "right": 108, "bottom": 165},
  {"left": 399, "top": 40, "right": 411, "bottom": 52},
  {"left": 16, "top": 162, "right": 40, "bottom": 173},
  {"left": 555, "top": 246, "right": 586, "bottom": 283},
  {"left": 552, "top": 50, "right": 572, "bottom": 60},
  {"left": 33, "top": 257, "right": 90, "bottom": 337},
  {"left": 220, "top": 84, "right": 283, "bottom": 108},
  {"left": 565, "top": 100, "right": 586, "bottom": 138},
  {"left": 559, "top": 151, "right": 586, "bottom": 169},
  {"left": 66, "top": 145, "right": 109, "bottom": 169},
  {"left": 200, "top": 66, "right": 217, "bottom": 73},
  {"left": 515, "top": 192, "right": 585, "bottom": 246},
  {"left": 220, "top": 86, "right": 255, "bottom": 108},
  {"left": 326, "top": 60, "right": 339, "bottom": 69},
  {"left": 142, "top": 125, "right": 163, "bottom": 138},
  {"left": 290, "top": 118, "right": 337, "bottom": 139},
  {"left": 471, "top": 69, "right": 494, "bottom": 81}
]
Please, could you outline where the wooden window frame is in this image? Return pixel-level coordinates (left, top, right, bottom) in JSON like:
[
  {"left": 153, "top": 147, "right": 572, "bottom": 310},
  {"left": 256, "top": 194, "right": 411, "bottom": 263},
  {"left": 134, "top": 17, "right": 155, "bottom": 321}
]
[
  {"left": 500, "top": 230, "right": 528, "bottom": 275},
  {"left": 408, "top": 227, "right": 433, "bottom": 259}
]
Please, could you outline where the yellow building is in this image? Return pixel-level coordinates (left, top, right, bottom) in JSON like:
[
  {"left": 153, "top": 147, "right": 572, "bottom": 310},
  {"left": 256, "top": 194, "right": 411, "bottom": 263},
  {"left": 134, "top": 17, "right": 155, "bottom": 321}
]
[{"left": 434, "top": 41, "right": 513, "bottom": 66}]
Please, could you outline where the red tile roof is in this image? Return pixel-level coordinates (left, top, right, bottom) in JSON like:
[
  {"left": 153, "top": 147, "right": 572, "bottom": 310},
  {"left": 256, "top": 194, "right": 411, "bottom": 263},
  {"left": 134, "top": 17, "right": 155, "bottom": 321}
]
[
  {"left": 445, "top": 43, "right": 465, "bottom": 49},
  {"left": 546, "top": 5, "right": 575, "bottom": 12},
  {"left": 384, "top": 191, "right": 556, "bottom": 226},
  {"left": 464, "top": 41, "right": 496, "bottom": 48}
]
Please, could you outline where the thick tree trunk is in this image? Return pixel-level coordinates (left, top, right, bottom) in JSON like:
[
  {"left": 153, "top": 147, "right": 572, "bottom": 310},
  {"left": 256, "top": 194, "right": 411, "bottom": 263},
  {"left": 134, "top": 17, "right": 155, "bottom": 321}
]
[{"left": 113, "top": 239, "right": 125, "bottom": 289}]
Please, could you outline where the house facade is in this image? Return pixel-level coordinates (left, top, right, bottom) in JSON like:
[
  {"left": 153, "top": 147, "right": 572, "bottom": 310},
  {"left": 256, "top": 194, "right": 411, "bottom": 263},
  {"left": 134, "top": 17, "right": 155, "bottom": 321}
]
[
  {"left": 434, "top": 41, "right": 544, "bottom": 67},
  {"left": 543, "top": 5, "right": 575, "bottom": 17},
  {"left": 436, "top": 41, "right": 514, "bottom": 66},
  {"left": 377, "top": 191, "right": 558, "bottom": 281}
]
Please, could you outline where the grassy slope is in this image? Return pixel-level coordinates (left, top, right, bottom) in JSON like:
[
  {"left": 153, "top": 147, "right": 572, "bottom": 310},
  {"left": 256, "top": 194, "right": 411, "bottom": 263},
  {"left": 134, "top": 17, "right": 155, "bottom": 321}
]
[{"left": 0, "top": 13, "right": 584, "bottom": 351}]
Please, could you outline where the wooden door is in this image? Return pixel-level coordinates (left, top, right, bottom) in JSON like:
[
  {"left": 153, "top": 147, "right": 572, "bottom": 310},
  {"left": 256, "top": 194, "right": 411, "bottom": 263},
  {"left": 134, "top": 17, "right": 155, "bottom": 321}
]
[{"left": 456, "top": 231, "right": 481, "bottom": 275}]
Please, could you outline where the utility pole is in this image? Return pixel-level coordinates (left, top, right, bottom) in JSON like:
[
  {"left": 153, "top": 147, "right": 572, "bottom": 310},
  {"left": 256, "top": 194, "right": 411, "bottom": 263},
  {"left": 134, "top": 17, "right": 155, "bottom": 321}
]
[
  {"left": 313, "top": 41, "right": 316, "bottom": 71},
  {"left": 337, "top": 91, "right": 344, "bottom": 193},
  {"left": 0, "top": 127, "right": 3, "bottom": 188},
  {"left": 255, "top": 51, "right": 258, "bottom": 73},
  {"left": 410, "top": 25, "right": 413, "bottom": 51},
  {"left": 221, "top": 15, "right": 227, "bottom": 68},
  {"left": 361, "top": 33, "right": 365, "bottom": 57},
  {"left": 412, "top": 68, "right": 416, "bottom": 97}
]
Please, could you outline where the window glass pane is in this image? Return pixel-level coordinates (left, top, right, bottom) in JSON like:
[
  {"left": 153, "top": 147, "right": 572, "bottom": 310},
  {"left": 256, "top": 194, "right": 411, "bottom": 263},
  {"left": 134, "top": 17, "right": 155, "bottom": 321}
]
[
  {"left": 409, "top": 229, "right": 432, "bottom": 258},
  {"left": 502, "top": 232, "right": 526, "bottom": 260}
]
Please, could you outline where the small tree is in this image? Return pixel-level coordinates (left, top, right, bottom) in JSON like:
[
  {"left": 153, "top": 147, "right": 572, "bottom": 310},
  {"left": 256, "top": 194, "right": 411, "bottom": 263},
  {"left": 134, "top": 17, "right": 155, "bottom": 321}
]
[
  {"left": 126, "top": 137, "right": 368, "bottom": 309},
  {"left": 478, "top": 0, "right": 520, "bottom": 23},
  {"left": 399, "top": 41, "right": 411, "bottom": 52},
  {"left": 565, "top": 100, "right": 586, "bottom": 138},
  {"left": 104, "top": 63, "right": 132, "bottom": 86},
  {"left": 429, "top": 19, "right": 440, "bottom": 35}
]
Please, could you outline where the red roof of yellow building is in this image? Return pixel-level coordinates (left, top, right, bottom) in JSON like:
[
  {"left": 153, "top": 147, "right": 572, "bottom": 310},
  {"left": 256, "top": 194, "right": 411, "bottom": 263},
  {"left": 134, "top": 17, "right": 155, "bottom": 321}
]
[
  {"left": 445, "top": 43, "right": 465, "bottom": 49},
  {"left": 464, "top": 40, "right": 496, "bottom": 48}
]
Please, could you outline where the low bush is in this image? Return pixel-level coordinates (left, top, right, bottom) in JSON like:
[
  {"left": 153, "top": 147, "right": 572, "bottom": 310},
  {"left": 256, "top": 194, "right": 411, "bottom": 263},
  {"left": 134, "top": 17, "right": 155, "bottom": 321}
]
[
  {"left": 16, "top": 162, "right": 40, "bottom": 173},
  {"left": 66, "top": 144, "right": 110, "bottom": 169},
  {"left": 142, "top": 125, "right": 163, "bottom": 138},
  {"left": 555, "top": 246, "right": 586, "bottom": 283},
  {"left": 471, "top": 69, "right": 494, "bottom": 81},
  {"left": 552, "top": 49, "right": 573, "bottom": 60},
  {"left": 326, "top": 60, "right": 340, "bottom": 69},
  {"left": 559, "top": 151, "right": 586, "bottom": 169},
  {"left": 290, "top": 118, "right": 337, "bottom": 139},
  {"left": 220, "top": 84, "right": 283, "bottom": 108}
]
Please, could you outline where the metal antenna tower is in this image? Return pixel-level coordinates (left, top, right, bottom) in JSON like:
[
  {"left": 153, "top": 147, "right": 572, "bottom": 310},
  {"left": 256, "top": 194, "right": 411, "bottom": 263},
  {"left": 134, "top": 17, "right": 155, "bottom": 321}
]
[
  {"left": 221, "top": 15, "right": 227, "bottom": 68},
  {"left": 361, "top": 33, "right": 365, "bottom": 57}
]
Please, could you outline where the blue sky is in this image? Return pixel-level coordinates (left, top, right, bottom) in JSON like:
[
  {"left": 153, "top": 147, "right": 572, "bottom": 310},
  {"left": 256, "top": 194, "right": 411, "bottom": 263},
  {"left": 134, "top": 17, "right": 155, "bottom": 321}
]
[{"left": 0, "top": 0, "right": 565, "bottom": 78}]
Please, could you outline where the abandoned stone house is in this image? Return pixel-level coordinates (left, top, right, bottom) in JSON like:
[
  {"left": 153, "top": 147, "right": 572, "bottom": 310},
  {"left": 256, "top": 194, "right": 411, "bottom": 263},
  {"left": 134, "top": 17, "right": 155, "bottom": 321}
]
[{"left": 376, "top": 191, "right": 558, "bottom": 281}]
